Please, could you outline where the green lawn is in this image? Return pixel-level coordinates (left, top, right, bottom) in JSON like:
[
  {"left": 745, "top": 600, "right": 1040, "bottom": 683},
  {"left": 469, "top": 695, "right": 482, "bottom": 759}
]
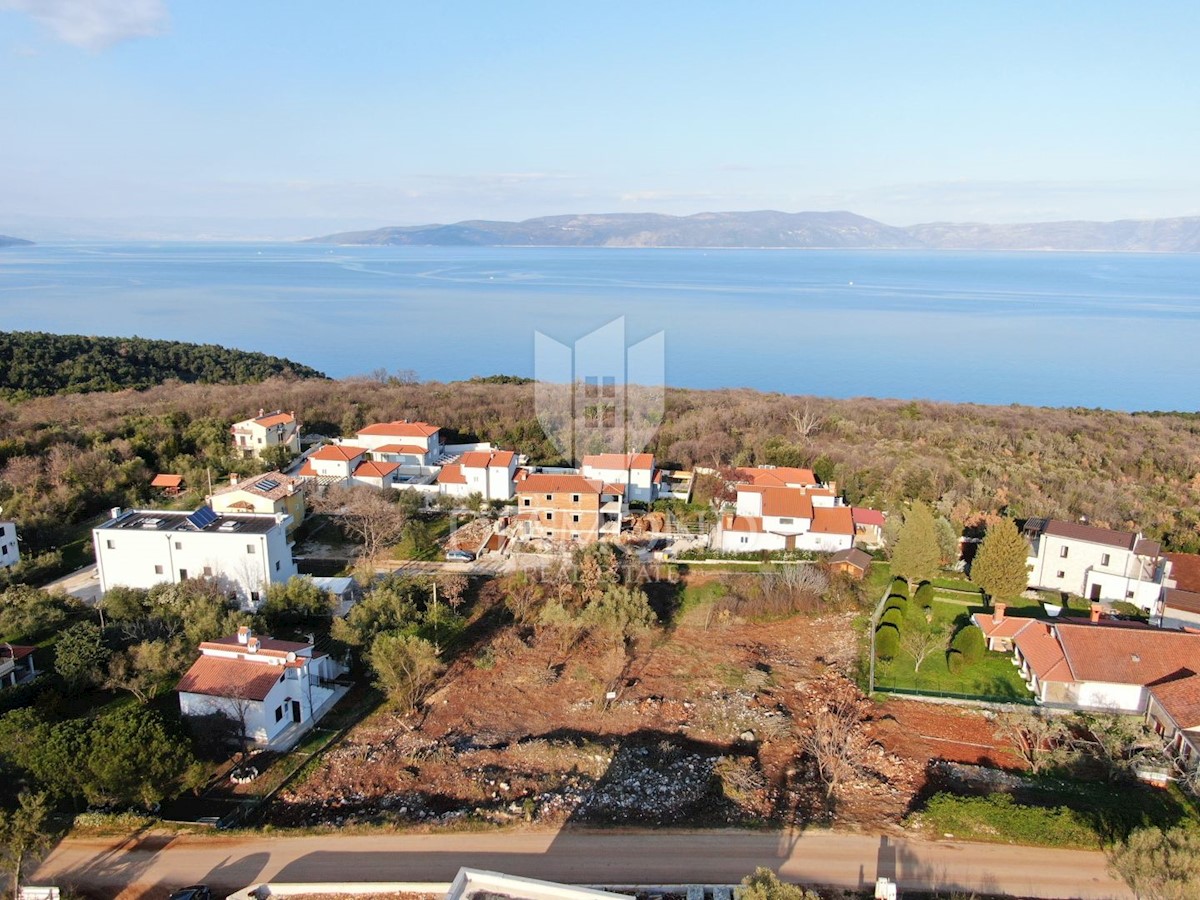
[
  {"left": 391, "top": 514, "right": 454, "bottom": 560},
  {"left": 875, "top": 598, "right": 1033, "bottom": 701}
]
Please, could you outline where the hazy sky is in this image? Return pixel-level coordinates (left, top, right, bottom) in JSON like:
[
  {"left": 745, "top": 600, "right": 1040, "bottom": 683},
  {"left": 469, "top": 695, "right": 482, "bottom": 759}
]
[{"left": 2, "top": 1, "right": 1199, "bottom": 238}]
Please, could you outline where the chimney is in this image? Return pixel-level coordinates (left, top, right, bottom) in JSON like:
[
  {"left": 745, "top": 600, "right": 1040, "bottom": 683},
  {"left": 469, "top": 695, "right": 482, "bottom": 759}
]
[
  {"left": 247, "top": 637, "right": 260, "bottom": 654},
  {"left": 109, "top": 506, "right": 122, "bottom": 520},
  {"left": 992, "top": 602, "right": 1006, "bottom": 625},
  {"left": 237, "top": 625, "right": 252, "bottom": 645},
  {"left": 1090, "top": 603, "right": 1103, "bottom": 624},
  {"left": 230, "top": 473, "right": 239, "bottom": 486},
  {"left": 259, "top": 408, "right": 265, "bottom": 418}
]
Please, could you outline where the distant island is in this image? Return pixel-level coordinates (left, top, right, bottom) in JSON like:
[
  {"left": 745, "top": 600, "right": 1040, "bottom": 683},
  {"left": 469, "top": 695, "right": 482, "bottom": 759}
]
[
  {"left": 0, "top": 234, "right": 33, "bottom": 247},
  {"left": 307, "top": 210, "right": 1200, "bottom": 252},
  {"left": 0, "top": 331, "right": 327, "bottom": 399}
]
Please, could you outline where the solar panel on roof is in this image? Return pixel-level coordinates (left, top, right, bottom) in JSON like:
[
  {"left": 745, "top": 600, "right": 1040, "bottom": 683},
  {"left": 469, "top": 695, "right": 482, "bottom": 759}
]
[
  {"left": 186, "top": 506, "right": 218, "bottom": 530},
  {"left": 256, "top": 478, "right": 280, "bottom": 492}
]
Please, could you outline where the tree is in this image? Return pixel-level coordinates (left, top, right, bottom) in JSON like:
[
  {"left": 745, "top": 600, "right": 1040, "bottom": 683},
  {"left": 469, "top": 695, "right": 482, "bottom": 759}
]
[
  {"left": 994, "top": 707, "right": 1069, "bottom": 774},
  {"left": 106, "top": 637, "right": 186, "bottom": 703},
  {"left": 0, "top": 790, "right": 52, "bottom": 897},
  {"left": 259, "top": 444, "right": 295, "bottom": 471},
  {"left": 739, "top": 867, "right": 820, "bottom": 900},
  {"left": 332, "top": 575, "right": 424, "bottom": 647},
  {"left": 970, "top": 517, "right": 1031, "bottom": 603},
  {"left": 581, "top": 585, "right": 658, "bottom": 648},
  {"left": 798, "top": 672, "right": 871, "bottom": 803},
  {"left": 890, "top": 502, "right": 942, "bottom": 584},
  {"left": 54, "top": 620, "right": 112, "bottom": 692},
  {"left": 935, "top": 515, "right": 960, "bottom": 567},
  {"left": 314, "top": 484, "right": 408, "bottom": 561},
  {"left": 1109, "top": 825, "right": 1200, "bottom": 900},
  {"left": 367, "top": 631, "right": 441, "bottom": 713},
  {"left": 1070, "top": 713, "right": 1159, "bottom": 782},
  {"left": 85, "top": 706, "right": 197, "bottom": 808},
  {"left": 901, "top": 622, "right": 950, "bottom": 673},
  {"left": 946, "top": 625, "right": 986, "bottom": 673},
  {"left": 261, "top": 576, "right": 334, "bottom": 630}
]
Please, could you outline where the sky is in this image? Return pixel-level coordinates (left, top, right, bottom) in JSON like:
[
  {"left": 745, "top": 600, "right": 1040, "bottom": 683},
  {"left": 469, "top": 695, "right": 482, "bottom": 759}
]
[{"left": 2, "top": 0, "right": 1199, "bottom": 239}]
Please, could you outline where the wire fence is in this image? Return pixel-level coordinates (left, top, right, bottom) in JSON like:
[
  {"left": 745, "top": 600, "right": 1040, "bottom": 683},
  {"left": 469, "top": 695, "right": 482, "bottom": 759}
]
[{"left": 873, "top": 679, "right": 1036, "bottom": 705}]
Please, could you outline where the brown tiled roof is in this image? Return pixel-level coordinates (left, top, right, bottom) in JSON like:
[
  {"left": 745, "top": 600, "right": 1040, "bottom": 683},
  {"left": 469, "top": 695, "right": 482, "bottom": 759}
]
[
  {"left": 1167, "top": 553, "right": 1200, "bottom": 593},
  {"left": 582, "top": 453, "right": 655, "bottom": 471},
  {"left": 516, "top": 474, "right": 603, "bottom": 495},
  {"left": 1041, "top": 519, "right": 1139, "bottom": 551},
  {"left": 737, "top": 466, "right": 817, "bottom": 488},
  {"left": 357, "top": 421, "right": 440, "bottom": 438},
  {"left": 310, "top": 444, "right": 367, "bottom": 462},
  {"left": 852, "top": 507, "right": 886, "bottom": 527},
  {"left": 723, "top": 514, "right": 764, "bottom": 533},
  {"left": 372, "top": 443, "right": 427, "bottom": 455},
  {"left": 353, "top": 460, "right": 399, "bottom": 478},
  {"left": 755, "top": 487, "right": 813, "bottom": 519},
  {"left": 601, "top": 483, "right": 626, "bottom": 496},
  {"left": 437, "top": 464, "right": 467, "bottom": 485},
  {"left": 177, "top": 655, "right": 286, "bottom": 701},
  {"left": 459, "top": 450, "right": 517, "bottom": 469},
  {"left": 151, "top": 474, "right": 183, "bottom": 488},
  {"left": 1013, "top": 621, "right": 1074, "bottom": 683},
  {"left": 1055, "top": 623, "right": 1200, "bottom": 686},
  {"left": 255, "top": 412, "right": 295, "bottom": 428},
  {"left": 0, "top": 645, "right": 34, "bottom": 662},
  {"left": 212, "top": 472, "right": 300, "bottom": 501},
  {"left": 1135, "top": 538, "right": 1162, "bottom": 557},
  {"left": 972, "top": 611, "right": 1040, "bottom": 641},
  {"left": 200, "top": 634, "right": 311, "bottom": 658},
  {"left": 811, "top": 506, "right": 855, "bottom": 536},
  {"left": 1149, "top": 671, "right": 1200, "bottom": 730},
  {"left": 829, "top": 548, "right": 872, "bottom": 570},
  {"left": 1165, "top": 589, "right": 1200, "bottom": 616}
]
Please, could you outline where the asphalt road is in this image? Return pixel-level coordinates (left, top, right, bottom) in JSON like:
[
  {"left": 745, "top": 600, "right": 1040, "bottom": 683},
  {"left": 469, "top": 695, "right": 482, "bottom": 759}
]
[{"left": 33, "top": 828, "right": 1131, "bottom": 899}]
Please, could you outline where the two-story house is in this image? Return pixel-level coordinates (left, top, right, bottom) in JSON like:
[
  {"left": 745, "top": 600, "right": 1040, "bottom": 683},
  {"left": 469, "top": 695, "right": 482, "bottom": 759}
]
[
  {"left": 230, "top": 410, "right": 300, "bottom": 460},
  {"left": 438, "top": 450, "right": 518, "bottom": 502},
  {"left": 718, "top": 484, "right": 855, "bottom": 553},
  {"left": 581, "top": 453, "right": 657, "bottom": 504},
  {"left": 93, "top": 506, "right": 297, "bottom": 609},
  {"left": 209, "top": 471, "right": 306, "bottom": 533},
  {"left": 516, "top": 473, "right": 627, "bottom": 543},
  {"left": 177, "top": 626, "right": 345, "bottom": 749},
  {"left": 1023, "top": 518, "right": 1171, "bottom": 612},
  {"left": 353, "top": 420, "right": 444, "bottom": 465}
]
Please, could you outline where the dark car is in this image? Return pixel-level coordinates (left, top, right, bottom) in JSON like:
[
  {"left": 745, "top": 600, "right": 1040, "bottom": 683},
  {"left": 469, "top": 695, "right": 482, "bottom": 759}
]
[
  {"left": 445, "top": 548, "right": 475, "bottom": 562},
  {"left": 168, "top": 887, "right": 212, "bottom": 900}
]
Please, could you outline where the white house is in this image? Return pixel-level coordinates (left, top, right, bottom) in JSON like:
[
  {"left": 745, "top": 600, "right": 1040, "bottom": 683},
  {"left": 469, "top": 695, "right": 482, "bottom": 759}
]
[
  {"left": 438, "top": 450, "right": 518, "bottom": 501},
  {"left": 299, "top": 444, "right": 368, "bottom": 481},
  {"left": 1023, "top": 518, "right": 1171, "bottom": 612},
  {"left": 1159, "top": 589, "right": 1200, "bottom": 631},
  {"left": 718, "top": 484, "right": 855, "bottom": 553},
  {"left": 0, "top": 644, "right": 35, "bottom": 689},
  {"left": 209, "top": 472, "right": 307, "bottom": 533},
  {"left": 353, "top": 420, "right": 444, "bottom": 464},
  {"left": 93, "top": 506, "right": 296, "bottom": 608},
  {"left": 0, "top": 520, "right": 19, "bottom": 569},
  {"left": 230, "top": 410, "right": 300, "bottom": 460},
  {"left": 581, "top": 453, "right": 657, "bottom": 504},
  {"left": 177, "top": 626, "right": 345, "bottom": 749}
]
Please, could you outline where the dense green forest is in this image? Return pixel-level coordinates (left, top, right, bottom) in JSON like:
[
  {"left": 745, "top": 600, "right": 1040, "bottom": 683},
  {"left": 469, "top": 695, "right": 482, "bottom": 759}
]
[
  {"left": 0, "top": 331, "right": 326, "bottom": 399},
  {"left": 2, "top": 374, "right": 1200, "bottom": 563}
]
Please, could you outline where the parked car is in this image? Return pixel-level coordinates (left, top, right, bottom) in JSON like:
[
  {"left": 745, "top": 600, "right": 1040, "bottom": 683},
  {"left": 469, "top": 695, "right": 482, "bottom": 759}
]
[
  {"left": 445, "top": 549, "right": 475, "bottom": 562},
  {"left": 168, "top": 887, "right": 212, "bottom": 900}
]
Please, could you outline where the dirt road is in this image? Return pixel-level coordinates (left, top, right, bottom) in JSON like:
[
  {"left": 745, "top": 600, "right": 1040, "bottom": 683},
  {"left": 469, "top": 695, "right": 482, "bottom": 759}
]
[{"left": 33, "top": 828, "right": 1130, "bottom": 899}]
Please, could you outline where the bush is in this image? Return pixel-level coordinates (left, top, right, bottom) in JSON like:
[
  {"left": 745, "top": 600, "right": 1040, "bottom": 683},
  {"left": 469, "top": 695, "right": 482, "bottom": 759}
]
[
  {"left": 879, "top": 606, "right": 904, "bottom": 632},
  {"left": 914, "top": 581, "right": 934, "bottom": 610},
  {"left": 948, "top": 625, "right": 986, "bottom": 672},
  {"left": 914, "top": 792, "right": 1099, "bottom": 848},
  {"left": 875, "top": 623, "right": 900, "bottom": 660},
  {"left": 890, "top": 577, "right": 909, "bottom": 600}
]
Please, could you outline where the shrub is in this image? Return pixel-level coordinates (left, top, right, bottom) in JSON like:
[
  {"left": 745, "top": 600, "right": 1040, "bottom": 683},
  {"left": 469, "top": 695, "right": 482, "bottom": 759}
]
[
  {"left": 890, "top": 577, "right": 910, "bottom": 600},
  {"left": 875, "top": 623, "right": 900, "bottom": 660},
  {"left": 914, "top": 581, "right": 934, "bottom": 610},
  {"left": 949, "top": 625, "right": 986, "bottom": 668},
  {"left": 879, "top": 606, "right": 904, "bottom": 633},
  {"left": 913, "top": 792, "right": 1098, "bottom": 848}
]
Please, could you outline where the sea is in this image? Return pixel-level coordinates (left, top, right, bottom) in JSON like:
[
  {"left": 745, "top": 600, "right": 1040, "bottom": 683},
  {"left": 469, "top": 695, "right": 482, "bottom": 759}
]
[{"left": 1, "top": 242, "right": 1198, "bottom": 411}]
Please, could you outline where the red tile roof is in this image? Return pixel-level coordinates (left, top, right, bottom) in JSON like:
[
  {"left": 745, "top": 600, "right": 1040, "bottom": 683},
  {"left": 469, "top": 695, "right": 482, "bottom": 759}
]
[
  {"left": 151, "top": 473, "right": 183, "bottom": 489},
  {"left": 1013, "top": 621, "right": 1075, "bottom": 683},
  {"left": 972, "top": 611, "right": 1040, "bottom": 642},
  {"left": 1039, "top": 519, "right": 1140, "bottom": 551},
  {"left": 1150, "top": 672, "right": 1200, "bottom": 730},
  {"left": 1057, "top": 624, "right": 1200, "bottom": 686},
  {"left": 737, "top": 466, "right": 817, "bottom": 488},
  {"left": 357, "top": 421, "right": 440, "bottom": 438},
  {"left": 255, "top": 412, "right": 295, "bottom": 428},
  {"left": 759, "top": 487, "right": 814, "bottom": 519},
  {"left": 852, "top": 507, "right": 886, "bottom": 527},
  {"left": 1165, "top": 589, "right": 1200, "bottom": 616},
  {"left": 1167, "top": 553, "right": 1200, "bottom": 593},
  {"left": 310, "top": 444, "right": 367, "bottom": 462},
  {"left": 811, "top": 506, "right": 855, "bottom": 535},
  {"left": 176, "top": 655, "right": 286, "bottom": 701},
  {"left": 372, "top": 443, "right": 428, "bottom": 455},
  {"left": 723, "top": 514, "right": 764, "bottom": 533},
  {"left": 200, "top": 634, "right": 311, "bottom": 658},
  {"left": 437, "top": 464, "right": 467, "bottom": 485},
  {"left": 353, "top": 460, "right": 399, "bottom": 478},
  {"left": 459, "top": 450, "right": 517, "bottom": 469},
  {"left": 296, "top": 460, "right": 318, "bottom": 477},
  {"left": 0, "top": 645, "right": 34, "bottom": 662},
  {"left": 516, "top": 474, "right": 603, "bottom": 495},
  {"left": 582, "top": 453, "right": 655, "bottom": 471}
]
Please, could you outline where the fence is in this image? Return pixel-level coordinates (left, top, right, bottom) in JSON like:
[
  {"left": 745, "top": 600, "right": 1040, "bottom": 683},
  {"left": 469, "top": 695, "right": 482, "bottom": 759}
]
[{"left": 873, "top": 680, "right": 1036, "bottom": 705}]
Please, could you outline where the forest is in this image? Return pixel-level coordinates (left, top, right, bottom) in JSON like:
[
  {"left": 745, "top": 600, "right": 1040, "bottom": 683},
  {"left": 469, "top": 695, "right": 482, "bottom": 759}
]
[
  {"left": 2, "top": 373, "right": 1200, "bottom": 562},
  {"left": 0, "top": 331, "right": 326, "bottom": 399}
]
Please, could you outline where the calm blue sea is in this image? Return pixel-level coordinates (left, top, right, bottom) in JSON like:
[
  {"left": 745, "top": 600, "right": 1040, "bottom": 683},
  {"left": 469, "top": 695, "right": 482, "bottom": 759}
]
[{"left": 1, "top": 242, "right": 1198, "bottom": 411}]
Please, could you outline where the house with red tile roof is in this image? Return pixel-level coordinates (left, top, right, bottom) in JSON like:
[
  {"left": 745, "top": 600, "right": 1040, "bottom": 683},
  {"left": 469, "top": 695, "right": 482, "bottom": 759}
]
[
  {"left": 1159, "top": 588, "right": 1200, "bottom": 631},
  {"left": 581, "top": 453, "right": 657, "bottom": 503},
  {"left": 353, "top": 420, "right": 443, "bottom": 464},
  {"left": 851, "top": 507, "right": 887, "bottom": 548},
  {"left": 516, "top": 473, "right": 627, "bottom": 543},
  {"left": 177, "top": 626, "right": 346, "bottom": 750},
  {"left": 718, "top": 481, "right": 854, "bottom": 553},
  {"left": 230, "top": 410, "right": 300, "bottom": 460},
  {"left": 0, "top": 644, "right": 36, "bottom": 689},
  {"left": 1022, "top": 517, "right": 1171, "bottom": 612},
  {"left": 452, "top": 450, "right": 518, "bottom": 501},
  {"left": 1146, "top": 671, "right": 1200, "bottom": 762},
  {"left": 301, "top": 443, "right": 368, "bottom": 480}
]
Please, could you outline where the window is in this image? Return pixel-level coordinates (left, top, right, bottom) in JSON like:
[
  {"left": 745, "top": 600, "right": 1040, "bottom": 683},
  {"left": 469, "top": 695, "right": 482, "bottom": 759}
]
[
  {"left": 247, "top": 544, "right": 256, "bottom": 554},
  {"left": 0, "top": 526, "right": 6, "bottom": 536},
  {"left": 572, "top": 494, "right": 580, "bottom": 503},
  {"left": 174, "top": 541, "right": 182, "bottom": 550},
  {"left": 1126, "top": 590, "right": 1135, "bottom": 599},
  {"left": 105, "top": 539, "right": 115, "bottom": 550},
  {"left": 154, "top": 564, "right": 164, "bottom": 575},
  {"left": 203, "top": 566, "right": 213, "bottom": 576},
  {"left": 572, "top": 533, "right": 579, "bottom": 540},
  {"left": 545, "top": 493, "right": 552, "bottom": 501},
  {"left": 740, "top": 536, "right": 749, "bottom": 544},
  {"left": 545, "top": 531, "right": 553, "bottom": 538},
  {"left": 250, "top": 591, "right": 260, "bottom": 604},
  {"left": 545, "top": 512, "right": 553, "bottom": 521},
  {"left": 522, "top": 498, "right": 531, "bottom": 507},
  {"left": 1101, "top": 553, "right": 1111, "bottom": 566},
  {"left": 1060, "top": 546, "right": 1069, "bottom": 558},
  {"left": 179, "top": 568, "right": 188, "bottom": 580},
  {"left": 780, "top": 517, "right": 794, "bottom": 525},
  {"left": 1056, "top": 570, "right": 1065, "bottom": 579},
  {"left": 275, "top": 706, "right": 283, "bottom": 722},
  {"left": 572, "top": 514, "right": 580, "bottom": 523},
  {"left": 275, "top": 560, "right": 281, "bottom": 571}
]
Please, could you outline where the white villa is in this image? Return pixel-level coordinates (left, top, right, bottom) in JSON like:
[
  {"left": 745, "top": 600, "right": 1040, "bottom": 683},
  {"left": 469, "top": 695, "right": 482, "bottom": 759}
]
[
  {"left": 1023, "top": 517, "right": 1171, "bottom": 612},
  {"left": 176, "top": 626, "right": 346, "bottom": 749},
  {"left": 716, "top": 469, "right": 860, "bottom": 554},
  {"left": 230, "top": 410, "right": 300, "bottom": 460},
  {"left": 93, "top": 506, "right": 297, "bottom": 608},
  {"left": 437, "top": 450, "right": 518, "bottom": 501},
  {"left": 581, "top": 453, "right": 657, "bottom": 504}
]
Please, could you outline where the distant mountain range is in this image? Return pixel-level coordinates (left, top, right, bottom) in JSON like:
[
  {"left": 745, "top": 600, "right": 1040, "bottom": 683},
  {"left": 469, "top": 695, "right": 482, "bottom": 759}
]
[
  {"left": 306, "top": 211, "right": 1200, "bottom": 252},
  {"left": 0, "top": 235, "right": 33, "bottom": 247}
]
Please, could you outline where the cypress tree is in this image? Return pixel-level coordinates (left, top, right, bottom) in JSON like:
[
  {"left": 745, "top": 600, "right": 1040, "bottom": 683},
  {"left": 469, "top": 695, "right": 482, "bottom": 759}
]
[
  {"left": 891, "top": 501, "right": 941, "bottom": 585},
  {"left": 971, "top": 517, "right": 1031, "bottom": 603}
]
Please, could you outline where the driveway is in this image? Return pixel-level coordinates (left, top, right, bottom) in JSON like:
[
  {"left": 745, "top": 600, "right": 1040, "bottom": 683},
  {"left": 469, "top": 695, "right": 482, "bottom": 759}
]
[{"left": 42, "top": 564, "right": 102, "bottom": 606}]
